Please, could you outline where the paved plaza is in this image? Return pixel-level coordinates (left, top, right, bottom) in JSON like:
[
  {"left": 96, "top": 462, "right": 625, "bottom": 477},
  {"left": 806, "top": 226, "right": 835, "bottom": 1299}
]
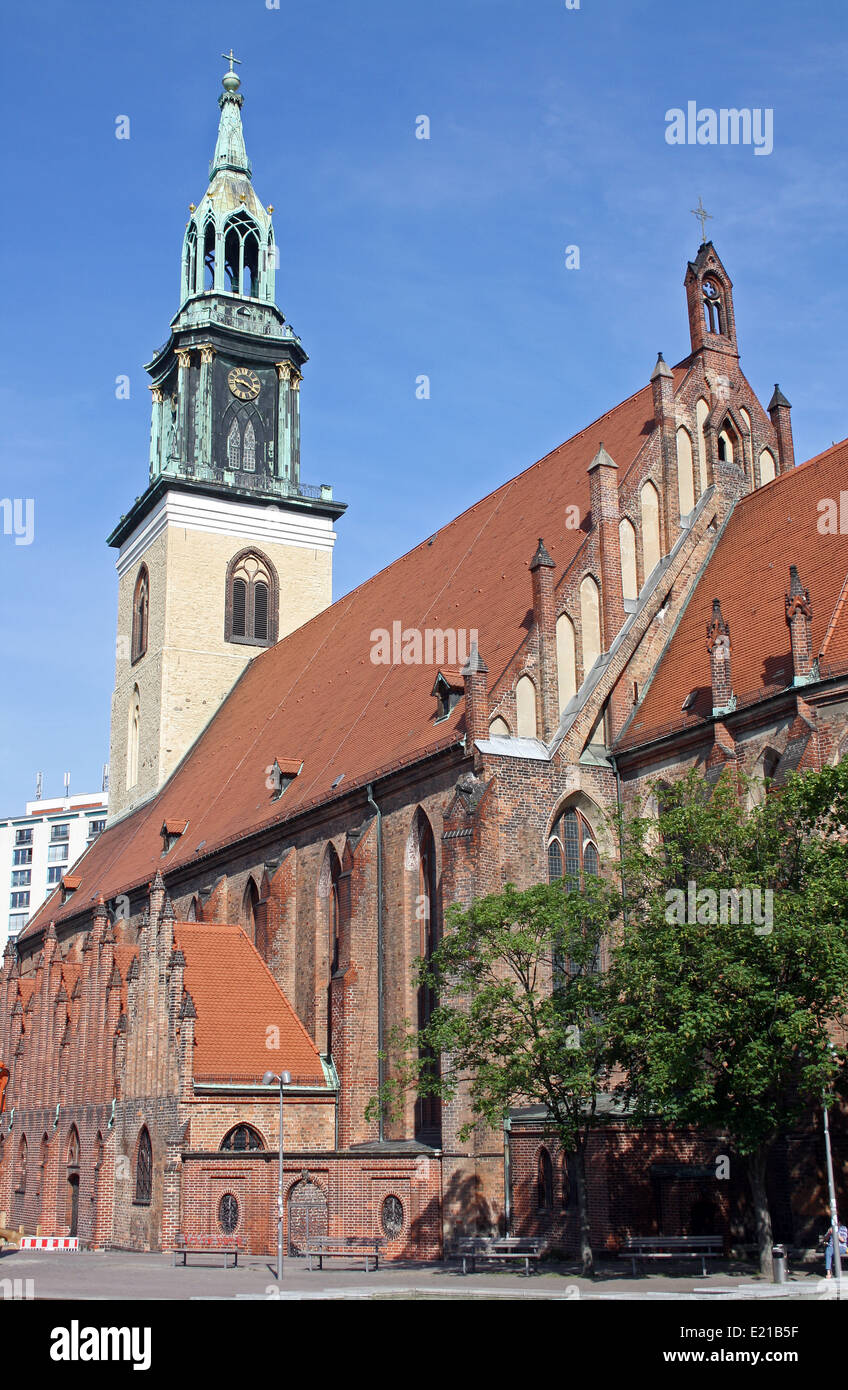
[{"left": 0, "top": 1246, "right": 841, "bottom": 1301}]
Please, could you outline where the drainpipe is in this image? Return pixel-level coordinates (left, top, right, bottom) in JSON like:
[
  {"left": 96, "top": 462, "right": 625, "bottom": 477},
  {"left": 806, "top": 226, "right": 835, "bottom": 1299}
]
[
  {"left": 366, "top": 784, "right": 385, "bottom": 1142},
  {"left": 503, "top": 1113, "right": 512, "bottom": 1234},
  {"left": 607, "top": 750, "right": 628, "bottom": 931}
]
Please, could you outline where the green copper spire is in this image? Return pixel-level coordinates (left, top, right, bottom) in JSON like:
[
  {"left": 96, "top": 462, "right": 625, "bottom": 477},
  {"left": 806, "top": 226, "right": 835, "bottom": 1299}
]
[
  {"left": 179, "top": 58, "right": 277, "bottom": 307},
  {"left": 210, "top": 51, "right": 251, "bottom": 180}
]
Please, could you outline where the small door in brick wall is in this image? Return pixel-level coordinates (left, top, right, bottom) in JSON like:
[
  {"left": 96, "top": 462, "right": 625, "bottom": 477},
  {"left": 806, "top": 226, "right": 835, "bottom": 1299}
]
[{"left": 287, "top": 1178, "right": 328, "bottom": 1254}]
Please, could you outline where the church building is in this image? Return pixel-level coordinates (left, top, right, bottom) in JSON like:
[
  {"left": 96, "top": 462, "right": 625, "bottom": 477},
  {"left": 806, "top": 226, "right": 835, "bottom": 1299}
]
[{"left": 1, "top": 63, "right": 846, "bottom": 1260}]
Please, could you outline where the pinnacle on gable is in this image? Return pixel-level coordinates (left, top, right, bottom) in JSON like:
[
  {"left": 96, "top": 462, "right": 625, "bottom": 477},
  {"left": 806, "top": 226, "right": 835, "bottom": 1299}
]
[
  {"left": 127, "top": 957, "right": 139, "bottom": 983},
  {"left": 170, "top": 948, "right": 187, "bottom": 968},
  {"left": 461, "top": 643, "right": 489, "bottom": 676},
  {"left": 768, "top": 383, "right": 791, "bottom": 411},
  {"left": 529, "top": 537, "right": 555, "bottom": 570},
  {"left": 151, "top": 870, "right": 166, "bottom": 892},
  {"left": 706, "top": 597, "right": 730, "bottom": 646},
  {"left": 180, "top": 989, "right": 197, "bottom": 1021},
  {"left": 161, "top": 896, "right": 176, "bottom": 922},
  {"left": 587, "top": 441, "right": 618, "bottom": 472},
  {"left": 651, "top": 351, "right": 673, "bottom": 381}
]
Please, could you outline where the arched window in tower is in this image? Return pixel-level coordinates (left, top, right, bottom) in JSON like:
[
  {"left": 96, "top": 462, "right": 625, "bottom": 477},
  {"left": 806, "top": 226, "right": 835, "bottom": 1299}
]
[
  {"left": 702, "top": 276, "right": 724, "bottom": 335},
  {"left": 556, "top": 612, "right": 577, "bottom": 708},
  {"left": 619, "top": 518, "right": 638, "bottom": 601},
  {"left": 242, "top": 419, "right": 256, "bottom": 472},
  {"left": 131, "top": 566, "right": 149, "bottom": 665},
  {"left": 184, "top": 224, "right": 197, "bottom": 301},
  {"left": 227, "top": 419, "right": 241, "bottom": 470},
  {"left": 515, "top": 675, "right": 537, "bottom": 738},
  {"left": 580, "top": 575, "right": 602, "bottom": 672},
  {"left": 695, "top": 398, "right": 710, "bottom": 494},
  {"left": 127, "top": 687, "right": 140, "bottom": 790},
  {"left": 203, "top": 219, "right": 216, "bottom": 291},
  {"left": 222, "top": 212, "right": 261, "bottom": 297},
  {"left": 676, "top": 427, "right": 696, "bottom": 519},
  {"left": 16, "top": 1135, "right": 27, "bottom": 1193},
  {"left": 242, "top": 231, "right": 259, "bottom": 296},
  {"left": 758, "top": 448, "right": 776, "bottom": 485},
  {"left": 640, "top": 480, "right": 661, "bottom": 582},
  {"left": 225, "top": 549, "right": 279, "bottom": 646},
  {"left": 134, "top": 1127, "right": 152, "bottom": 1206}
]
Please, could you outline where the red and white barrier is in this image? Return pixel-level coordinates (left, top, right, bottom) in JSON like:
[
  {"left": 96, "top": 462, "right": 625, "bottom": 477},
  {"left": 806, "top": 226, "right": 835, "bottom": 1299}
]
[{"left": 19, "top": 1236, "right": 79, "bottom": 1252}]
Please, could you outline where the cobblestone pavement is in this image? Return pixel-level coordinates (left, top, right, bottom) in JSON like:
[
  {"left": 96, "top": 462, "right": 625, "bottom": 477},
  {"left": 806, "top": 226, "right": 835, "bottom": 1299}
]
[{"left": 0, "top": 1247, "right": 841, "bottom": 1300}]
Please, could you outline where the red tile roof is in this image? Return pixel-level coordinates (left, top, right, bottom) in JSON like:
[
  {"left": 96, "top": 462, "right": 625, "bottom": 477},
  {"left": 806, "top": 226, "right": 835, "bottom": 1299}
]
[
  {"left": 173, "top": 923, "right": 325, "bottom": 1084},
  {"left": 618, "top": 438, "right": 848, "bottom": 749},
  {"left": 24, "top": 368, "right": 687, "bottom": 935}
]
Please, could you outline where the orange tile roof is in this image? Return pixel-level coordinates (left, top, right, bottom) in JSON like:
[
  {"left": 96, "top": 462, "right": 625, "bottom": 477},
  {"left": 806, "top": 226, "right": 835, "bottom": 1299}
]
[
  {"left": 173, "top": 923, "right": 325, "bottom": 1085},
  {"left": 19, "top": 362, "right": 695, "bottom": 935},
  {"left": 618, "top": 439, "right": 848, "bottom": 749}
]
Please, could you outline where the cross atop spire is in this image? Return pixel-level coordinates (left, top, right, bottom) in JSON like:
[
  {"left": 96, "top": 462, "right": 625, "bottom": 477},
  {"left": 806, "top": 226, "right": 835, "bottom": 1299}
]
[
  {"left": 690, "top": 196, "right": 713, "bottom": 244},
  {"left": 221, "top": 48, "right": 242, "bottom": 72}
]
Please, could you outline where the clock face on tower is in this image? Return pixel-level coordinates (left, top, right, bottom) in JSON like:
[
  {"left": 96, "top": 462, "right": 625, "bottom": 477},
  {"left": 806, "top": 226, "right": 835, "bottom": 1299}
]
[{"left": 227, "top": 367, "right": 261, "bottom": 401}]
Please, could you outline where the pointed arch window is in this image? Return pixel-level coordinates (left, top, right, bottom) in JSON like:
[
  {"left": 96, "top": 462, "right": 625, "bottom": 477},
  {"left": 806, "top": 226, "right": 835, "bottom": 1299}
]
[
  {"left": 225, "top": 548, "right": 279, "bottom": 647},
  {"left": 134, "top": 1127, "right": 152, "bottom": 1206},
  {"left": 16, "top": 1135, "right": 27, "bottom": 1193},
  {"left": 127, "top": 687, "right": 140, "bottom": 791},
  {"left": 548, "top": 808, "right": 600, "bottom": 892},
  {"left": 220, "top": 1125, "right": 264, "bottom": 1152},
  {"left": 223, "top": 212, "right": 261, "bottom": 297},
  {"left": 414, "top": 811, "right": 442, "bottom": 1147},
  {"left": 556, "top": 613, "right": 577, "bottom": 708},
  {"left": 580, "top": 575, "right": 602, "bottom": 672},
  {"left": 515, "top": 675, "right": 537, "bottom": 738},
  {"left": 619, "top": 518, "right": 638, "bottom": 601},
  {"left": 702, "top": 276, "right": 724, "bottom": 335},
  {"left": 131, "top": 566, "right": 149, "bottom": 665},
  {"left": 537, "top": 1148, "right": 553, "bottom": 1211},
  {"left": 203, "top": 220, "right": 216, "bottom": 291},
  {"left": 227, "top": 419, "right": 241, "bottom": 469},
  {"left": 758, "top": 448, "right": 776, "bottom": 485},
  {"left": 640, "top": 481, "right": 661, "bottom": 582},
  {"left": 184, "top": 224, "right": 198, "bottom": 302}
]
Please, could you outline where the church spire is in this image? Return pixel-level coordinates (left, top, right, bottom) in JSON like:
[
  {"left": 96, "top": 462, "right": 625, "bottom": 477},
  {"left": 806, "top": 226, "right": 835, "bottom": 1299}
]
[
  {"left": 210, "top": 52, "right": 251, "bottom": 181},
  {"left": 180, "top": 59, "right": 276, "bottom": 308}
]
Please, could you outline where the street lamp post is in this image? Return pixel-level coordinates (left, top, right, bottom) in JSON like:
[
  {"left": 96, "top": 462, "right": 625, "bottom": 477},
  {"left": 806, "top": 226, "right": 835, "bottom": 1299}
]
[
  {"left": 823, "top": 1092, "right": 843, "bottom": 1293},
  {"left": 262, "top": 1069, "right": 291, "bottom": 1283}
]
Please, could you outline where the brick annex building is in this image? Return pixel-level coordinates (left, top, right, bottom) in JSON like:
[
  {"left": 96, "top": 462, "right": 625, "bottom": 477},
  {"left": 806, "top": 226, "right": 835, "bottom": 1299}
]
[{"left": 1, "top": 65, "right": 847, "bottom": 1260}]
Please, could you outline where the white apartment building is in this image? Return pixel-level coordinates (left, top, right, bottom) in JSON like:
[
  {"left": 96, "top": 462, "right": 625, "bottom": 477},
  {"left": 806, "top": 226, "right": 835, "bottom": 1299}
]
[{"left": 0, "top": 792, "right": 108, "bottom": 952}]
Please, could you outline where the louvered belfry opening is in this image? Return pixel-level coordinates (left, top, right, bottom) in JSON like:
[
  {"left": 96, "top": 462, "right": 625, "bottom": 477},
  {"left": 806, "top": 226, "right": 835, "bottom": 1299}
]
[{"left": 225, "top": 549, "right": 278, "bottom": 646}]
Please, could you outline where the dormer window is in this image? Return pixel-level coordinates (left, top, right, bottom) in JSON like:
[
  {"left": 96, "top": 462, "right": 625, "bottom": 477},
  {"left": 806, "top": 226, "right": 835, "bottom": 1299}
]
[
  {"left": 269, "top": 758, "right": 302, "bottom": 800},
  {"left": 161, "top": 819, "right": 188, "bottom": 855},
  {"left": 702, "top": 277, "right": 724, "bottom": 335},
  {"left": 431, "top": 670, "right": 464, "bottom": 722}
]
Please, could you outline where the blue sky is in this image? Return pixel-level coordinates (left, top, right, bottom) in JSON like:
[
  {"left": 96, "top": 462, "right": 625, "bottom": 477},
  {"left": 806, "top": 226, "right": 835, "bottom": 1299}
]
[{"left": 0, "top": 0, "right": 846, "bottom": 810}]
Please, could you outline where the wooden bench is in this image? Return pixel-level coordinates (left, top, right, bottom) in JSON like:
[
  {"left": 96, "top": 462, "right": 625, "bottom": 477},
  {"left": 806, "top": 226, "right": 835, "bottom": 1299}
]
[
  {"left": 621, "top": 1235, "right": 724, "bottom": 1277},
  {"left": 172, "top": 1233, "right": 242, "bottom": 1268},
  {"left": 302, "top": 1235, "right": 384, "bottom": 1272},
  {"left": 454, "top": 1236, "right": 545, "bottom": 1275}
]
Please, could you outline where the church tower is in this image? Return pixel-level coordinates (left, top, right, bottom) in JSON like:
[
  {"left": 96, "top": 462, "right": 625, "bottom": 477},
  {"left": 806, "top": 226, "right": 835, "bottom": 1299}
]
[{"left": 107, "top": 58, "right": 346, "bottom": 822}]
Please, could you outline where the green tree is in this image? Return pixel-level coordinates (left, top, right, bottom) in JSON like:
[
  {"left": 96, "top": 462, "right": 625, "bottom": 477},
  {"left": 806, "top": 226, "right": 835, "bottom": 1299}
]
[
  {"left": 610, "top": 765, "right": 848, "bottom": 1275},
  {"left": 378, "top": 877, "right": 619, "bottom": 1277}
]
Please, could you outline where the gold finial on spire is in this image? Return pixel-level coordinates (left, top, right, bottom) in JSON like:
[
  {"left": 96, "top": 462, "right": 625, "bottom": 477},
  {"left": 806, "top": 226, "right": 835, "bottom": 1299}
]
[{"left": 221, "top": 49, "right": 242, "bottom": 92}]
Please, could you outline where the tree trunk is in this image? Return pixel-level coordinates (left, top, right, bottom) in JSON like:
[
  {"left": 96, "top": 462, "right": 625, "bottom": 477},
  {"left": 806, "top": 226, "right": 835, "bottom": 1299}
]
[
  {"left": 573, "top": 1139, "right": 594, "bottom": 1278},
  {"left": 746, "top": 1147, "right": 774, "bottom": 1277}
]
